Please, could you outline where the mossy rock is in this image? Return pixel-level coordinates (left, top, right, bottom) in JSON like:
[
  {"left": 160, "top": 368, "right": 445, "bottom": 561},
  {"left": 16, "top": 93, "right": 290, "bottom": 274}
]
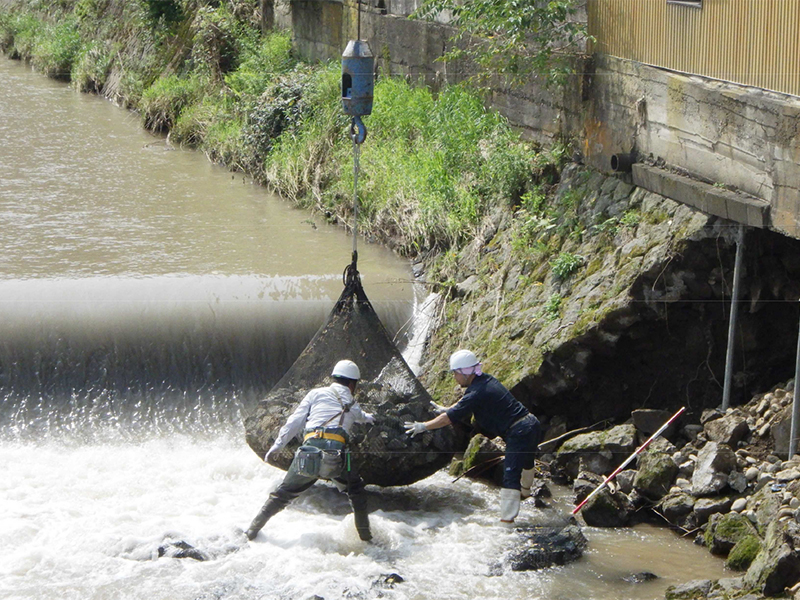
[
  {"left": 449, "top": 458, "right": 466, "bottom": 478},
  {"left": 633, "top": 450, "right": 678, "bottom": 500},
  {"left": 704, "top": 512, "right": 758, "bottom": 555},
  {"left": 581, "top": 488, "right": 632, "bottom": 527},
  {"left": 665, "top": 579, "right": 712, "bottom": 600},
  {"left": 461, "top": 434, "right": 504, "bottom": 472},
  {"left": 726, "top": 535, "right": 761, "bottom": 571}
]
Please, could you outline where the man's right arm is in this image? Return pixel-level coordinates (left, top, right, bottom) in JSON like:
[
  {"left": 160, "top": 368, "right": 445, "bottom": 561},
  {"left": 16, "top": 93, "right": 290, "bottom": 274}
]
[{"left": 266, "top": 391, "right": 315, "bottom": 460}]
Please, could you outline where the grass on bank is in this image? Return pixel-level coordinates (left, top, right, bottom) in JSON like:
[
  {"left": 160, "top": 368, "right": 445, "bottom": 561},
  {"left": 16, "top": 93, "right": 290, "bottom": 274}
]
[{"left": 0, "top": 0, "right": 574, "bottom": 264}]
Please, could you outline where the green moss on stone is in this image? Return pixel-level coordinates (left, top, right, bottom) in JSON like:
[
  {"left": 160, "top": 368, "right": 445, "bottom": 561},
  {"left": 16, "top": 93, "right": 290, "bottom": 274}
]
[
  {"left": 704, "top": 512, "right": 755, "bottom": 550},
  {"left": 725, "top": 535, "right": 761, "bottom": 571}
]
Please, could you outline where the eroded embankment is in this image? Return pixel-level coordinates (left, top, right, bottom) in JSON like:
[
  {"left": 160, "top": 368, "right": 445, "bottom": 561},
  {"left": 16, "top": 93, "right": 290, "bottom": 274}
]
[{"left": 419, "top": 165, "right": 800, "bottom": 433}]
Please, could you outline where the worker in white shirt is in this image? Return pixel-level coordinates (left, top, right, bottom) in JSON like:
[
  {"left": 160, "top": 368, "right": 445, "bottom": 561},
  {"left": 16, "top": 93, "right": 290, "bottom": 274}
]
[{"left": 246, "top": 360, "right": 375, "bottom": 541}]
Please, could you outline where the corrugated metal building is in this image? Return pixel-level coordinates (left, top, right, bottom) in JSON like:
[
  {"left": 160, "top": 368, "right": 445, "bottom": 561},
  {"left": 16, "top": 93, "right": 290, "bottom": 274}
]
[{"left": 588, "top": 0, "right": 800, "bottom": 98}]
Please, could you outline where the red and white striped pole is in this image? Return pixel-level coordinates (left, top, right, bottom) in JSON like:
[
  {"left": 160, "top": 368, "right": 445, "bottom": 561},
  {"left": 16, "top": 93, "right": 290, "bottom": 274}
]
[{"left": 571, "top": 406, "right": 686, "bottom": 515}]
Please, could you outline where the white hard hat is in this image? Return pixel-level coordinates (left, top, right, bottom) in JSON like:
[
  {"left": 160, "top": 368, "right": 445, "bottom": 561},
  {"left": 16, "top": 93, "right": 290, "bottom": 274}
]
[
  {"left": 449, "top": 349, "right": 479, "bottom": 371},
  {"left": 331, "top": 359, "right": 361, "bottom": 380}
]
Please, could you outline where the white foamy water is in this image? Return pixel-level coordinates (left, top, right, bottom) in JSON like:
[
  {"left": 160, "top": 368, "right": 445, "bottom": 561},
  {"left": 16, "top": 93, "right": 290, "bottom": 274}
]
[{"left": 0, "top": 429, "right": 727, "bottom": 600}]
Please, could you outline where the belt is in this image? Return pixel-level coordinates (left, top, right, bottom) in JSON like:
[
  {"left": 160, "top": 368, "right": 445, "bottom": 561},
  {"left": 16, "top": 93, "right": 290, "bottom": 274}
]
[
  {"left": 304, "top": 431, "right": 347, "bottom": 444},
  {"left": 503, "top": 414, "right": 531, "bottom": 437}
]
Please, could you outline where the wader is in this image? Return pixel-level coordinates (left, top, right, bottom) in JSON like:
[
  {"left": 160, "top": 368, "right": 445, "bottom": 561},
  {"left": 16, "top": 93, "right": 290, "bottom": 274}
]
[{"left": 247, "top": 397, "right": 371, "bottom": 541}]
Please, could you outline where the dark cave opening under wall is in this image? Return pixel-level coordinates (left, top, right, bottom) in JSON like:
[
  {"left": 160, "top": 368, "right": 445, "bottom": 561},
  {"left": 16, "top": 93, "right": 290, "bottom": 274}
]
[{"left": 512, "top": 226, "right": 800, "bottom": 431}]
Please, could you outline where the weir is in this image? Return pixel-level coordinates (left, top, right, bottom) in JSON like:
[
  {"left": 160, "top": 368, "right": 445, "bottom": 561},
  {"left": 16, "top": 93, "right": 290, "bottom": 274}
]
[
  {"left": 0, "top": 56, "right": 417, "bottom": 440},
  {"left": 0, "top": 274, "right": 414, "bottom": 438}
]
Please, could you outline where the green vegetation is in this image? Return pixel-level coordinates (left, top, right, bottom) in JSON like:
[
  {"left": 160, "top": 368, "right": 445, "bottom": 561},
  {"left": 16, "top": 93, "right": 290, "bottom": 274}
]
[
  {"left": 414, "top": 0, "right": 588, "bottom": 88},
  {"left": 726, "top": 535, "right": 761, "bottom": 571},
  {"left": 620, "top": 209, "right": 641, "bottom": 228},
  {"left": 544, "top": 293, "right": 562, "bottom": 321},
  {"left": 0, "top": 0, "right": 574, "bottom": 258},
  {"left": 550, "top": 252, "right": 584, "bottom": 281},
  {"left": 268, "top": 76, "right": 536, "bottom": 253}
]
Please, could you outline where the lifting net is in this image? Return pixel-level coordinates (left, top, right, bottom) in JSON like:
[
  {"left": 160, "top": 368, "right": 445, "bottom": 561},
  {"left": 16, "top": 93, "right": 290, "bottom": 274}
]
[{"left": 244, "top": 261, "right": 457, "bottom": 486}]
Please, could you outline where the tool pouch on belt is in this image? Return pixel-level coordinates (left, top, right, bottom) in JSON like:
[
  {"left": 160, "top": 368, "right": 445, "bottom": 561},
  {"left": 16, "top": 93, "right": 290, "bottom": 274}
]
[
  {"left": 318, "top": 448, "right": 343, "bottom": 480},
  {"left": 292, "top": 445, "right": 323, "bottom": 478},
  {"left": 292, "top": 388, "right": 350, "bottom": 479}
]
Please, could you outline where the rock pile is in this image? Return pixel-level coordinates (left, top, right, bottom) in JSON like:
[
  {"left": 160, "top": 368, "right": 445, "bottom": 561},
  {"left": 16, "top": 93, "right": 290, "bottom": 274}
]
[{"left": 546, "top": 383, "right": 800, "bottom": 598}]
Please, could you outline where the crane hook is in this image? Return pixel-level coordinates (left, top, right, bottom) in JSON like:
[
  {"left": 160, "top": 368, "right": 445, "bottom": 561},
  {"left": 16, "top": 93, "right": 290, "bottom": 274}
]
[{"left": 350, "top": 116, "right": 367, "bottom": 145}]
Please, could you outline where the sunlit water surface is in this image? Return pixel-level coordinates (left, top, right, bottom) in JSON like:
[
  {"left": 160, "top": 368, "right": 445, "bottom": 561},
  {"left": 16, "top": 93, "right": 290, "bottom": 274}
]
[{"left": 1, "top": 432, "right": 727, "bottom": 600}]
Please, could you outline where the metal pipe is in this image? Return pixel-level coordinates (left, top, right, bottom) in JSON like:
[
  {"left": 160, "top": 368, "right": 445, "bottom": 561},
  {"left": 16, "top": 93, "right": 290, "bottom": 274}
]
[
  {"left": 722, "top": 225, "right": 745, "bottom": 410},
  {"left": 790, "top": 304, "right": 800, "bottom": 458},
  {"left": 610, "top": 153, "right": 634, "bottom": 173}
]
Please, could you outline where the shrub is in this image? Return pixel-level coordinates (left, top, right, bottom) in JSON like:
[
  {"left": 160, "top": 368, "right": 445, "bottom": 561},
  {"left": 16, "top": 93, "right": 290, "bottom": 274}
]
[
  {"left": 191, "top": 4, "right": 247, "bottom": 80},
  {"left": 551, "top": 252, "right": 584, "bottom": 280},
  {"left": 225, "top": 30, "right": 295, "bottom": 101},
  {"left": 140, "top": 73, "right": 208, "bottom": 132},
  {"left": 71, "top": 40, "right": 114, "bottom": 92},
  {"left": 6, "top": 13, "right": 44, "bottom": 59},
  {"left": 544, "top": 293, "right": 562, "bottom": 321},
  {"left": 141, "top": 0, "right": 182, "bottom": 28},
  {"left": 29, "top": 18, "right": 83, "bottom": 80}
]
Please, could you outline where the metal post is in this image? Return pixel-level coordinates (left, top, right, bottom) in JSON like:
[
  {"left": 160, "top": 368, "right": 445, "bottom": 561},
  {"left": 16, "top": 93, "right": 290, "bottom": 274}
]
[
  {"left": 790, "top": 305, "right": 800, "bottom": 458},
  {"left": 722, "top": 225, "right": 745, "bottom": 410}
]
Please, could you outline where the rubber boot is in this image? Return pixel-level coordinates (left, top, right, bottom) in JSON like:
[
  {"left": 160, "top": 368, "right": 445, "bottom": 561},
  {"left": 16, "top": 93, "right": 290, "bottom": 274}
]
[
  {"left": 349, "top": 494, "right": 372, "bottom": 542},
  {"left": 246, "top": 498, "right": 284, "bottom": 540},
  {"left": 520, "top": 468, "right": 536, "bottom": 499},
  {"left": 500, "top": 488, "right": 521, "bottom": 523}
]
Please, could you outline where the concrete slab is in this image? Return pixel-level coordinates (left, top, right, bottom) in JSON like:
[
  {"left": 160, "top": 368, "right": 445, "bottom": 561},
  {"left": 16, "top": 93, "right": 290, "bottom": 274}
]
[{"left": 633, "top": 164, "right": 769, "bottom": 228}]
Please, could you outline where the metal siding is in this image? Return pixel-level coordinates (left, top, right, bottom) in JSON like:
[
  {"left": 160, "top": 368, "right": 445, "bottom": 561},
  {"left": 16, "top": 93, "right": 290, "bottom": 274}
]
[{"left": 588, "top": 0, "right": 800, "bottom": 97}]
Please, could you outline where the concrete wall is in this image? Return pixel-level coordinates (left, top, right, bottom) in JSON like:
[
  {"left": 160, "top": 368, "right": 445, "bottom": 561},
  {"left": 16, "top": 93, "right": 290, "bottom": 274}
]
[
  {"left": 584, "top": 55, "right": 800, "bottom": 239},
  {"left": 276, "top": 0, "right": 800, "bottom": 240}
]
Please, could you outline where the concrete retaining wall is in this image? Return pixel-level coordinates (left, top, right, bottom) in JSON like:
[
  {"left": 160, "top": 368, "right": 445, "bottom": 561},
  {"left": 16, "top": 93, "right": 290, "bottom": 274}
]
[
  {"left": 275, "top": 0, "right": 800, "bottom": 240},
  {"left": 584, "top": 55, "right": 800, "bottom": 239}
]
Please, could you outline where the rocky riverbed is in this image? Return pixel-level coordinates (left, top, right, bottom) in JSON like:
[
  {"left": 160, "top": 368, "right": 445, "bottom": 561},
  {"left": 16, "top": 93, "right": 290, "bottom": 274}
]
[
  {"left": 455, "top": 381, "right": 800, "bottom": 598},
  {"left": 411, "top": 162, "right": 800, "bottom": 597}
]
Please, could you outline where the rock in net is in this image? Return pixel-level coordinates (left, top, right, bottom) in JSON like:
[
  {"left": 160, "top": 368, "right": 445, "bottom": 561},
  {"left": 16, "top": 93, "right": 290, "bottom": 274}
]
[{"left": 244, "top": 263, "right": 456, "bottom": 486}]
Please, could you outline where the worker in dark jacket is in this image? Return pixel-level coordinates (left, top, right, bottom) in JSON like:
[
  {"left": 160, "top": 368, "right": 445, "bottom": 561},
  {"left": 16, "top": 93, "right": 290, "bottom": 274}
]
[
  {"left": 405, "top": 350, "right": 541, "bottom": 522},
  {"left": 246, "top": 359, "right": 375, "bottom": 541}
]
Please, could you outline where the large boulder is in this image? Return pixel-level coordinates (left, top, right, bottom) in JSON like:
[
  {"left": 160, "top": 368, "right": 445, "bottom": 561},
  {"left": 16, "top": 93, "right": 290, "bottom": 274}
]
[
  {"left": 449, "top": 434, "right": 504, "bottom": 482},
  {"left": 704, "top": 512, "right": 758, "bottom": 555},
  {"left": 633, "top": 449, "right": 678, "bottom": 500},
  {"left": 748, "top": 485, "right": 782, "bottom": 535},
  {"left": 505, "top": 524, "right": 588, "bottom": 571},
  {"left": 555, "top": 424, "right": 637, "bottom": 480},
  {"left": 664, "top": 579, "right": 713, "bottom": 600},
  {"left": 691, "top": 442, "right": 737, "bottom": 496},
  {"left": 726, "top": 536, "right": 762, "bottom": 572},
  {"left": 580, "top": 487, "right": 634, "bottom": 527},
  {"left": 693, "top": 496, "right": 734, "bottom": 525},
  {"left": 744, "top": 520, "right": 800, "bottom": 596},
  {"left": 658, "top": 491, "right": 696, "bottom": 526},
  {"left": 704, "top": 411, "right": 750, "bottom": 447}
]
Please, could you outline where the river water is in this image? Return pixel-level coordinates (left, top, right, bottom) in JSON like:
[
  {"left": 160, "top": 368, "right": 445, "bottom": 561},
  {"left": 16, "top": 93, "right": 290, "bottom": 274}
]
[{"left": 0, "top": 55, "right": 726, "bottom": 599}]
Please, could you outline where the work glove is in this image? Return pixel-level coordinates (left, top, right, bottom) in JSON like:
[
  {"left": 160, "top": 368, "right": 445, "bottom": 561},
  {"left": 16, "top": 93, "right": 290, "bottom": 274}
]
[
  {"left": 363, "top": 412, "right": 375, "bottom": 424},
  {"left": 404, "top": 421, "right": 427, "bottom": 437},
  {"left": 264, "top": 446, "right": 279, "bottom": 464},
  {"left": 430, "top": 401, "right": 447, "bottom": 415}
]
